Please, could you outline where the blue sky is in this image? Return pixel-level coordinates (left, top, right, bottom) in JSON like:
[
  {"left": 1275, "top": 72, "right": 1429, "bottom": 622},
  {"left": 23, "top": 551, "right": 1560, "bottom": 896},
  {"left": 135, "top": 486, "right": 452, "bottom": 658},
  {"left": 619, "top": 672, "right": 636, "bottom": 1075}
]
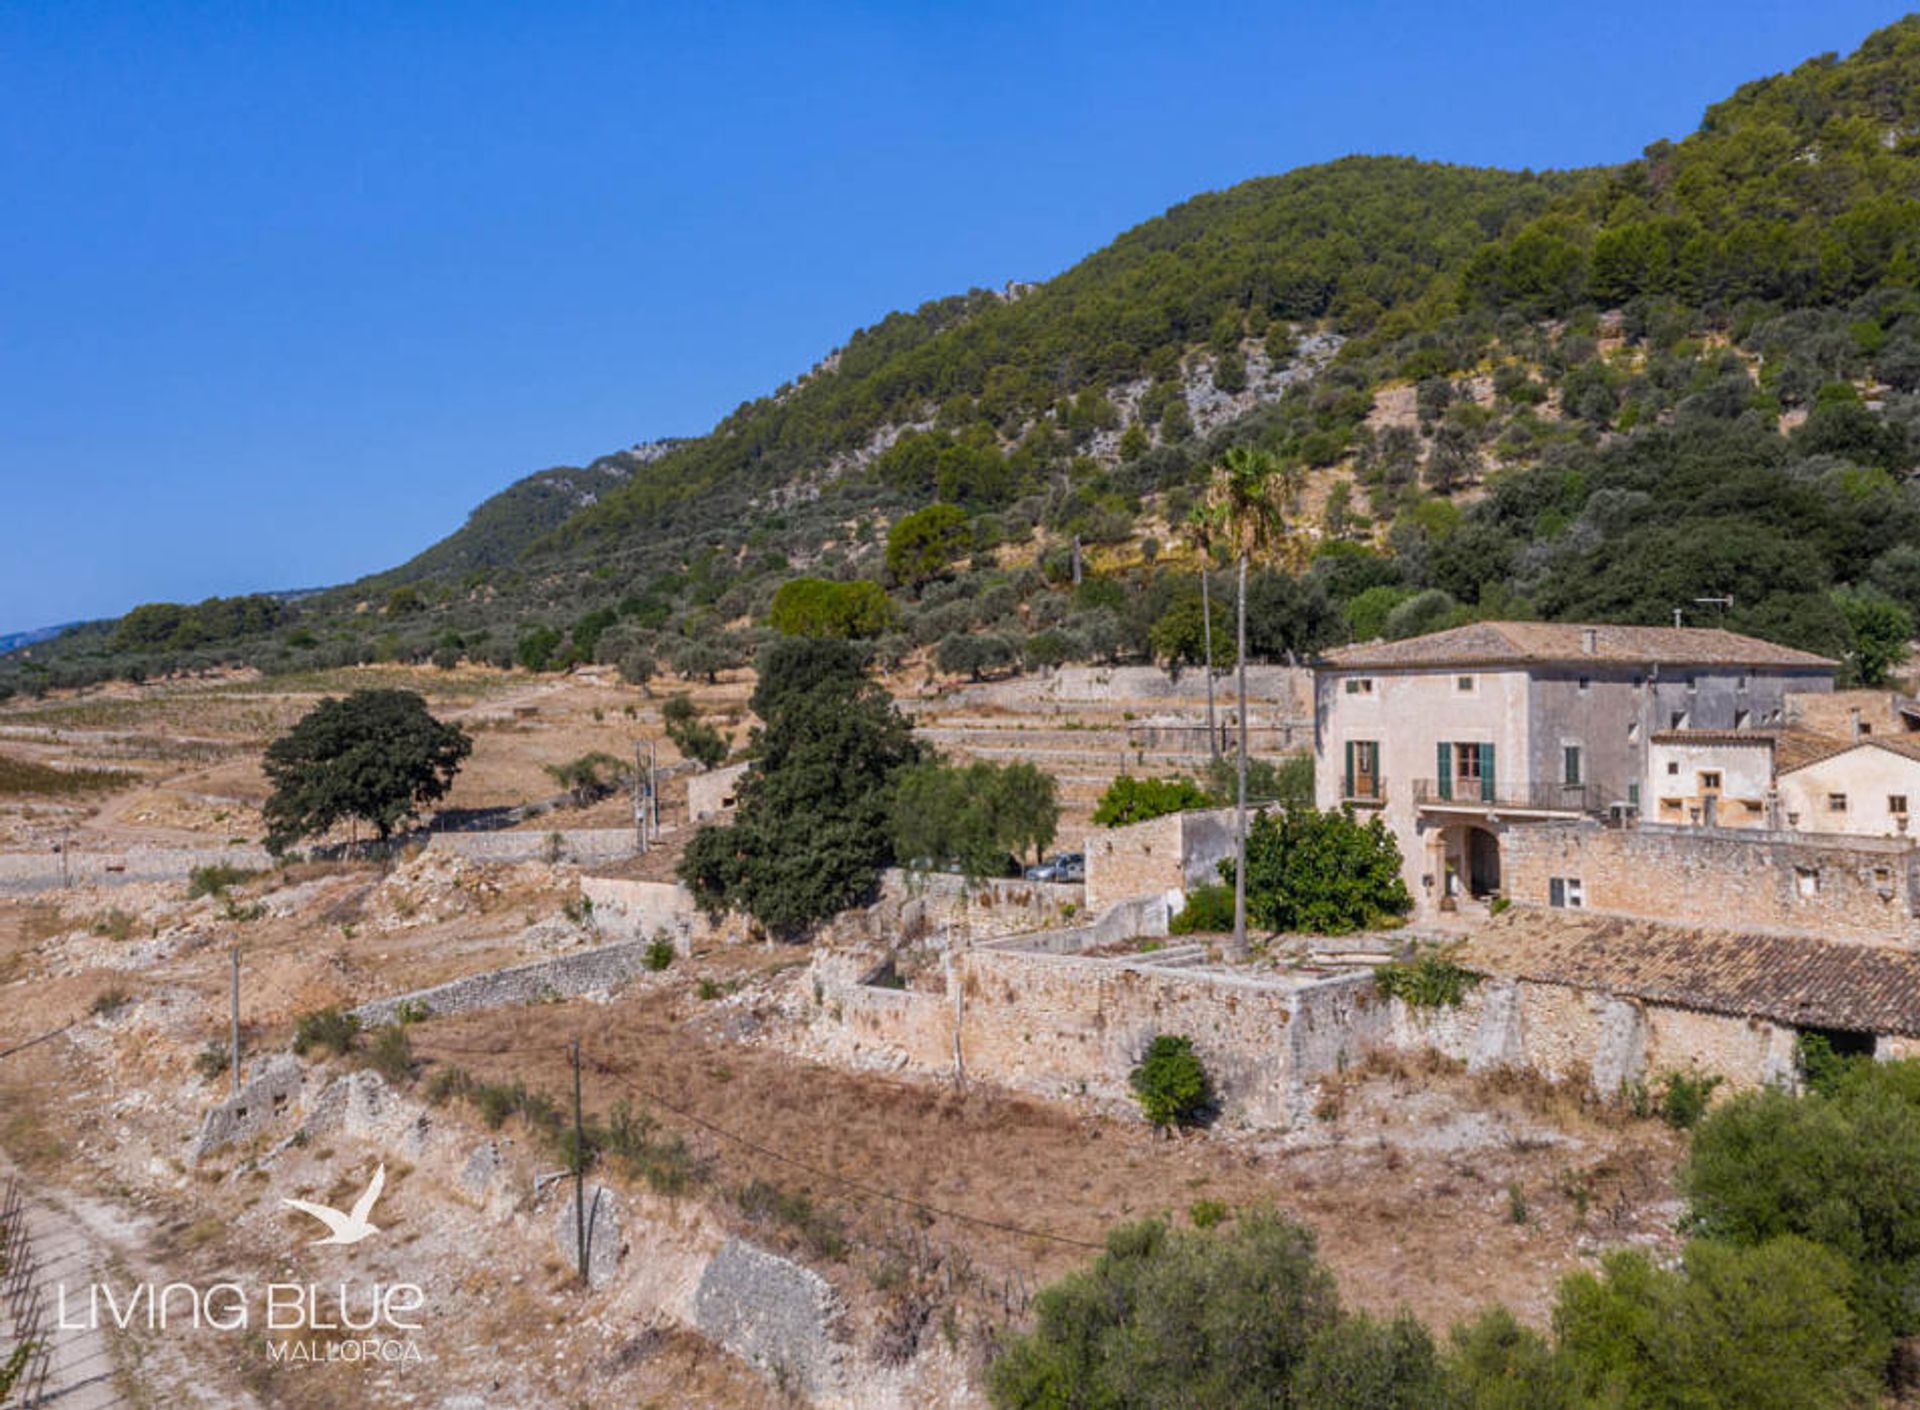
[{"left": 0, "top": 1, "right": 1908, "bottom": 631}]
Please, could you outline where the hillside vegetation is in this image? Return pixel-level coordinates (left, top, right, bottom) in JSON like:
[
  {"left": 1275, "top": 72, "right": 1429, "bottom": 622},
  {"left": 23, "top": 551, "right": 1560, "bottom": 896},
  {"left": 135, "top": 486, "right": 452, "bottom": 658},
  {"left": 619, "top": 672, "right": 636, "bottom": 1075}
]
[{"left": 9, "top": 17, "right": 1920, "bottom": 699}]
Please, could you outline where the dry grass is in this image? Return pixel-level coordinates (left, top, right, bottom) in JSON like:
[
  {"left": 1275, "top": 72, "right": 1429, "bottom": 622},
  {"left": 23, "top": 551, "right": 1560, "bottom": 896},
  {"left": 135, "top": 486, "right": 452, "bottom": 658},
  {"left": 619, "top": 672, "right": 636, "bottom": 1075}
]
[{"left": 0, "top": 752, "right": 136, "bottom": 796}]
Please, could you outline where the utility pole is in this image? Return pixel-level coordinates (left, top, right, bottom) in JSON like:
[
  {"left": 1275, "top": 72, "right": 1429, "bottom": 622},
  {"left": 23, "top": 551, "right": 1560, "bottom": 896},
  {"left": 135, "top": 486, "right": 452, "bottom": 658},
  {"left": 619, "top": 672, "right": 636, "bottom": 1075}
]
[
  {"left": 571, "top": 1039, "right": 588, "bottom": 1285},
  {"left": 1201, "top": 569, "right": 1218, "bottom": 760},
  {"left": 648, "top": 739, "right": 659, "bottom": 844},
  {"left": 633, "top": 740, "right": 646, "bottom": 854},
  {"left": 1231, "top": 555, "right": 1249, "bottom": 961},
  {"left": 229, "top": 944, "right": 242, "bottom": 1097}
]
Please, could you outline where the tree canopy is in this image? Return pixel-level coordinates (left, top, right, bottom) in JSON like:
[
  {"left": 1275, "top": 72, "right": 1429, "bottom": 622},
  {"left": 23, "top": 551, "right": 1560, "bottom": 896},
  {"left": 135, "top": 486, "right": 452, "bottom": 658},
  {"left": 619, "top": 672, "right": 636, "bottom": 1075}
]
[{"left": 262, "top": 689, "right": 472, "bottom": 851}]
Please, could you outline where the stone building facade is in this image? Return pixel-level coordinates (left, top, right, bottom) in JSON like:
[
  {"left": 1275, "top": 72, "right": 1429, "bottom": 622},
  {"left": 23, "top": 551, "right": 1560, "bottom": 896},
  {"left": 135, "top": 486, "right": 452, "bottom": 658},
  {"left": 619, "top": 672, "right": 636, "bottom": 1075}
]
[{"left": 1313, "top": 622, "right": 1835, "bottom": 915}]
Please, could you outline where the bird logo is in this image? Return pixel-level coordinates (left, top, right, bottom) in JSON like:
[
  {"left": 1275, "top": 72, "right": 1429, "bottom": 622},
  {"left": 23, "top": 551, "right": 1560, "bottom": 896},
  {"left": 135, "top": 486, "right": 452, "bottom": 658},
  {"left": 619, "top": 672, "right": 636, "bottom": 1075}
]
[{"left": 282, "top": 1164, "right": 386, "bottom": 1246}]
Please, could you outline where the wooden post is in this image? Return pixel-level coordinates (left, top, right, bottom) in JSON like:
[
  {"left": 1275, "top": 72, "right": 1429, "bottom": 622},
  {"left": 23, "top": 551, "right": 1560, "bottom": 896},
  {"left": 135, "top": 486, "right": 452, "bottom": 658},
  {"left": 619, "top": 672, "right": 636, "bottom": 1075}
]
[
  {"left": 572, "top": 1039, "right": 587, "bottom": 1285},
  {"left": 230, "top": 944, "right": 242, "bottom": 1098}
]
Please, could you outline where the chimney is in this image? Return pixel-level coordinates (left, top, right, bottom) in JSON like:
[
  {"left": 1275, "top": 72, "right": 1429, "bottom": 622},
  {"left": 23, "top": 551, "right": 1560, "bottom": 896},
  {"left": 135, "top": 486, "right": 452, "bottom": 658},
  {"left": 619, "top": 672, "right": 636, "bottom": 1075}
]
[
  {"left": 1581, "top": 628, "right": 1598, "bottom": 656},
  {"left": 1851, "top": 707, "right": 1863, "bottom": 741}
]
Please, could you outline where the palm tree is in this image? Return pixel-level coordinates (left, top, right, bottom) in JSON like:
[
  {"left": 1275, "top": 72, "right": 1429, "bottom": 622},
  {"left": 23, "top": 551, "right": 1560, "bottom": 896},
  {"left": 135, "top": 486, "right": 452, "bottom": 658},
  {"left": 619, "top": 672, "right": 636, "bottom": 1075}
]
[
  {"left": 1204, "top": 446, "right": 1288, "bottom": 961},
  {"left": 1183, "top": 502, "right": 1223, "bottom": 760}
]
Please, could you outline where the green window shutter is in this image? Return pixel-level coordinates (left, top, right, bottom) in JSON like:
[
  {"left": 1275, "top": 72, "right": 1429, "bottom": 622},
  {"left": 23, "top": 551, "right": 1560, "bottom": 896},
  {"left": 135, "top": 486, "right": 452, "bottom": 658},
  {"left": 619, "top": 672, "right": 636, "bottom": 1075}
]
[
  {"left": 1437, "top": 743, "right": 1452, "bottom": 800},
  {"left": 1481, "top": 743, "right": 1496, "bottom": 802},
  {"left": 1344, "top": 741, "right": 1355, "bottom": 799}
]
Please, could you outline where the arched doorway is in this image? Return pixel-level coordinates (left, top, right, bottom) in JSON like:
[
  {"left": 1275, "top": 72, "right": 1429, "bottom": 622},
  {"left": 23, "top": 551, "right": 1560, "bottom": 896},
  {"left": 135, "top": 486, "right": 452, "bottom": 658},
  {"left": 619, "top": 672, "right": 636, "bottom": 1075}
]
[
  {"left": 1433, "top": 822, "right": 1503, "bottom": 901},
  {"left": 1465, "top": 825, "right": 1501, "bottom": 898}
]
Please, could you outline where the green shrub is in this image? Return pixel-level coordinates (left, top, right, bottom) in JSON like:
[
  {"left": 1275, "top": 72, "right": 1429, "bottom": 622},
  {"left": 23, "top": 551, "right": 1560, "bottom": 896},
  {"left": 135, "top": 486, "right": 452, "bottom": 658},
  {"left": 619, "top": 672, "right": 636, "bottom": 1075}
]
[
  {"left": 1373, "top": 949, "right": 1479, "bottom": 1008},
  {"left": 1130, "top": 1035, "right": 1213, "bottom": 1129},
  {"left": 394, "top": 998, "right": 433, "bottom": 1025},
  {"left": 292, "top": 1007, "right": 361, "bottom": 1058},
  {"left": 188, "top": 863, "right": 260, "bottom": 899},
  {"left": 90, "top": 908, "right": 136, "bottom": 942},
  {"left": 194, "top": 1038, "right": 230, "bottom": 1082},
  {"left": 1170, "top": 883, "right": 1235, "bottom": 935},
  {"left": 1685, "top": 1058, "right": 1920, "bottom": 1340},
  {"left": 360, "top": 1024, "right": 415, "bottom": 1084},
  {"left": 89, "top": 987, "right": 131, "bottom": 1018},
  {"left": 987, "top": 1213, "right": 1338, "bottom": 1408},
  {"left": 1656, "top": 1070, "right": 1723, "bottom": 1129},
  {"left": 1188, "top": 1199, "right": 1229, "bottom": 1230},
  {"left": 735, "top": 1179, "right": 848, "bottom": 1260},
  {"left": 1552, "top": 1240, "right": 1879, "bottom": 1410},
  {"left": 1092, "top": 774, "right": 1212, "bottom": 828},
  {"left": 645, "top": 935, "right": 676, "bottom": 971},
  {"left": 1224, "top": 805, "right": 1411, "bottom": 935}
]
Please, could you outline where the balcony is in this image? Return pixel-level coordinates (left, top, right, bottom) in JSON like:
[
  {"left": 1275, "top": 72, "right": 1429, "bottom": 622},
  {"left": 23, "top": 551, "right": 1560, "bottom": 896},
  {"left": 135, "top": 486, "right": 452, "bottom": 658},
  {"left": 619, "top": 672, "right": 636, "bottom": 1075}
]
[
  {"left": 1341, "top": 778, "right": 1387, "bottom": 809},
  {"left": 1411, "top": 779, "right": 1601, "bottom": 817}
]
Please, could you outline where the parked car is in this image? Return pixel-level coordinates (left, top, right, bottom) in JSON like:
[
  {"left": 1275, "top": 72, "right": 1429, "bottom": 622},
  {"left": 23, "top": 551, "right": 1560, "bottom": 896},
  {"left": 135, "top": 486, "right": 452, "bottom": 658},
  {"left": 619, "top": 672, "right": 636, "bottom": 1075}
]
[{"left": 1024, "top": 852, "right": 1085, "bottom": 883}]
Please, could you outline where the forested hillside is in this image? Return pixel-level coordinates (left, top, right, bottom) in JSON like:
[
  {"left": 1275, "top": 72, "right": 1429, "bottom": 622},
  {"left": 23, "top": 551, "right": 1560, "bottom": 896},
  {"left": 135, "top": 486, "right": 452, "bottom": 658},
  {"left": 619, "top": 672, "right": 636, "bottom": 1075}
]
[{"left": 9, "top": 16, "right": 1920, "bottom": 699}]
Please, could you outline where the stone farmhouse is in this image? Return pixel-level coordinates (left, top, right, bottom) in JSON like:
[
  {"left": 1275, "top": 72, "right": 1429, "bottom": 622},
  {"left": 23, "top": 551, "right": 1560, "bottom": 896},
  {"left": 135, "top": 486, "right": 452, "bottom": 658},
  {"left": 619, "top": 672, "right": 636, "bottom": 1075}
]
[{"left": 1311, "top": 621, "right": 1836, "bottom": 916}]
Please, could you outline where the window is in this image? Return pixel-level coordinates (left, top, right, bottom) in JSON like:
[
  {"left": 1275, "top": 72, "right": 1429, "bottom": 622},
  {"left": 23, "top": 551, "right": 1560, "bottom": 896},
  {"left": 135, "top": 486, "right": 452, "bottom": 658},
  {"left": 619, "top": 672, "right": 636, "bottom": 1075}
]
[
  {"left": 1670, "top": 710, "right": 1690, "bottom": 729},
  {"left": 1456, "top": 675, "right": 1475, "bottom": 693},
  {"left": 1734, "top": 708, "right": 1751, "bottom": 729},
  {"left": 1549, "top": 877, "right": 1584, "bottom": 908},
  {"left": 1563, "top": 745, "right": 1582, "bottom": 786},
  {"left": 1861, "top": 722, "right": 1875, "bottom": 735},
  {"left": 1627, "top": 783, "right": 1641, "bottom": 807},
  {"left": 1667, "top": 761, "right": 1680, "bottom": 776},
  {"left": 1628, "top": 721, "right": 1640, "bottom": 742},
  {"left": 1578, "top": 676, "right": 1591, "bottom": 693},
  {"left": 1828, "top": 793, "right": 1849, "bottom": 813},
  {"left": 1737, "top": 675, "right": 1749, "bottom": 691},
  {"left": 1345, "top": 740, "right": 1381, "bottom": 800},
  {"left": 1344, "top": 677, "right": 1374, "bottom": 696},
  {"left": 1699, "top": 771, "right": 1722, "bottom": 792},
  {"left": 1795, "top": 866, "right": 1821, "bottom": 898},
  {"left": 1893, "top": 795, "right": 1910, "bottom": 818}
]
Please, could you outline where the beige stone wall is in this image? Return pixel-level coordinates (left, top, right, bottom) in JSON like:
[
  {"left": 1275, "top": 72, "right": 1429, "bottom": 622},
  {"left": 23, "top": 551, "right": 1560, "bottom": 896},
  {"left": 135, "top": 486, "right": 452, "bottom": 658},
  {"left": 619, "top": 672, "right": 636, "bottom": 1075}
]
[
  {"left": 686, "top": 762, "right": 750, "bottom": 822},
  {"left": 1084, "top": 808, "right": 1236, "bottom": 913},
  {"left": 1647, "top": 738, "right": 1774, "bottom": 828},
  {"left": 1316, "top": 666, "right": 1534, "bottom": 903},
  {"left": 1643, "top": 1006, "right": 1793, "bottom": 1092},
  {"left": 1779, "top": 747, "right": 1920, "bottom": 840},
  {"left": 809, "top": 937, "right": 1388, "bottom": 1129},
  {"left": 1502, "top": 820, "right": 1920, "bottom": 947}
]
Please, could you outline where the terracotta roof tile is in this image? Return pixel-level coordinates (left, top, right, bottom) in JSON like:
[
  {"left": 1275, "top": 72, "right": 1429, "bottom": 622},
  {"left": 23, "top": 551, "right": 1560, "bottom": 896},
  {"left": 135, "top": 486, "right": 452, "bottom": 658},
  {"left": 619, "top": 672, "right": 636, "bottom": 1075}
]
[
  {"left": 1318, "top": 622, "right": 1837, "bottom": 671},
  {"left": 1777, "top": 734, "right": 1920, "bottom": 776},
  {"left": 1456, "top": 911, "right": 1920, "bottom": 1036}
]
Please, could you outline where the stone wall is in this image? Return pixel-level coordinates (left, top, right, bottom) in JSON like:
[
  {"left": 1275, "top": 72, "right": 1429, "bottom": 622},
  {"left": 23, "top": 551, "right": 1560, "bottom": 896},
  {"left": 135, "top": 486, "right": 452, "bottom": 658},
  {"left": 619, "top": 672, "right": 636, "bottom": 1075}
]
[
  {"left": 812, "top": 931, "right": 1385, "bottom": 1128},
  {"left": 0, "top": 842, "right": 273, "bottom": 896},
  {"left": 1084, "top": 808, "right": 1236, "bottom": 914},
  {"left": 1502, "top": 820, "right": 1920, "bottom": 947},
  {"left": 350, "top": 936, "right": 666, "bottom": 1026},
  {"left": 580, "top": 868, "right": 1084, "bottom": 949},
  {"left": 687, "top": 762, "right": 750, "bottom": 822},
  {"left": 425, "top": 828, "right": 637, "bottom": 865},
  {"left": 1395, "top": 981, "right": 1799, "bottom": 1094}
]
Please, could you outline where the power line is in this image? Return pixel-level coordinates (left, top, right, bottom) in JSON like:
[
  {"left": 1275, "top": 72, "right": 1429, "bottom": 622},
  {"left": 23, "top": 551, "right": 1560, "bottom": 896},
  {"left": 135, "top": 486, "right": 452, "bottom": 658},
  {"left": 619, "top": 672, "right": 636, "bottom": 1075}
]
[{"left": 0, "top": 1020, "right": 77, "bottom": 1061}]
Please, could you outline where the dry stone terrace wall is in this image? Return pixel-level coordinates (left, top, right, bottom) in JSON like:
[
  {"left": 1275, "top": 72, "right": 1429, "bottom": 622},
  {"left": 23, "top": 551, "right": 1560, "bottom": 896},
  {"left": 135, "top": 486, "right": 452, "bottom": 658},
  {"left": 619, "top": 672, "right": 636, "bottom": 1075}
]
[
  {"left": 1396, "top": 981, "right": 1801, "bottom": 1094},
  {"left": 350, "top": 935, "right": 666, "bottom": 1026},
  {"left": 1503, "top": 820, "right": 1920, "bottom": 947},
  {"left": 0, "top": 842, "right": 273, "bottom": 894},
  {"left": 425, "top": 827, "right": 638, "bottom": 865},
  {"left": 582, "top": 868, "right": 1085, "bottom": 948},
  {"left": 813, "top": 925, "right": 1386, "bottom": 1127}
]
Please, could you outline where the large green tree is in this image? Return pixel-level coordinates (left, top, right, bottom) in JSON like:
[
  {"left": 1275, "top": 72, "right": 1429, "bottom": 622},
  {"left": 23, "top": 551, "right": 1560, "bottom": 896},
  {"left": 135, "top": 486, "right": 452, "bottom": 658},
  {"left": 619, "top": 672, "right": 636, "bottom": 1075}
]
[
  {"left": 888, "top": 758, "right": 1059, "bottom": 877},
  {"left": 1223, "top": 805, "right": 1411, "bottom": 936},
  {"left": 678, "top": 639, "right": 919, "bottom": 937},
  {"left": 262, "top": 689, "right": 472, "bottom": 851}
]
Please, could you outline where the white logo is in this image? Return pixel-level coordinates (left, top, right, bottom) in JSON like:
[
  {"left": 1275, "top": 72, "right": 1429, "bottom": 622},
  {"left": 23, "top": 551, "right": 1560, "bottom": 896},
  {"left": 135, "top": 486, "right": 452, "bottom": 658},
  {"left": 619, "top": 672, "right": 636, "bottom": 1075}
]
[{"left": 282, "top": 1163, "right": 385, "bottom": 1246}]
